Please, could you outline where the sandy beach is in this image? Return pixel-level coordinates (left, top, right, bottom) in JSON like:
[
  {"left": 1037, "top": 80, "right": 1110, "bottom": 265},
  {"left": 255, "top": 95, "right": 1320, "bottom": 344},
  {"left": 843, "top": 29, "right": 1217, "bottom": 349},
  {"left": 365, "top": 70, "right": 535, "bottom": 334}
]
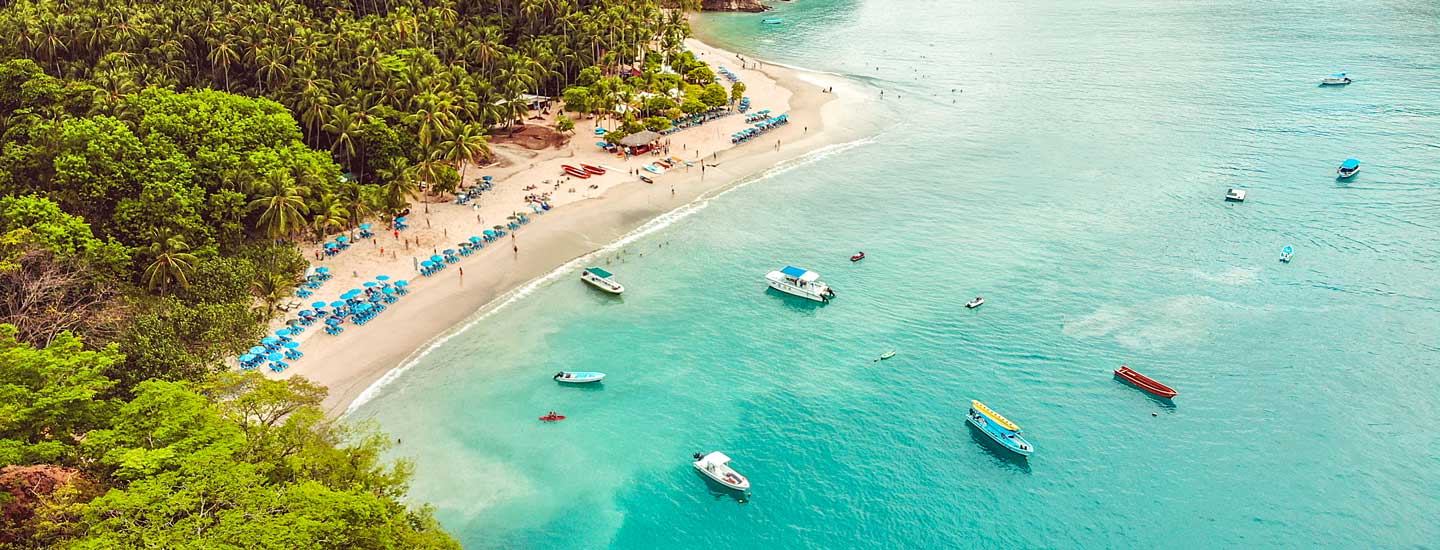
[{"left": 271, "top": 38, "right": 876, "bottom": 415}]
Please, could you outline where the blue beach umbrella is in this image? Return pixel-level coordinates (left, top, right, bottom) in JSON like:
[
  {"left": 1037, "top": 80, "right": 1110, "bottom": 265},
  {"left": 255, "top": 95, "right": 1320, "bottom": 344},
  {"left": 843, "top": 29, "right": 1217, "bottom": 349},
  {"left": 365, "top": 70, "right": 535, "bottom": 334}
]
[
  {"left": 316, "top": 267, "right": 330, "bottom": 274},
  {"left": 395, "top": 216, "right": 407, "bottom": 223},
  {"left": 298, "top": 310, "right": 314, "bottom": 317},
  {"left": 443, "top": 249, "right": 456, "bottom": 255},
  {"left": 261, "top": 337, "right": 280, "bottom": 345},
  {"left": 375, "top": 275, "right": 391, "bottom": 281},
  {"left": 336, "top": 235, "right": 349, "bottom": 243},
  {"left": 282, "top": 341, "right": 300, "bottom": 349},
  {"left": 430, "top": 255, "right": 444, "bottom": 262},
  {"left": 484, "top": 230, "right": 496, "bottom": 237},
  {"left": 267, "top": 353, "right": 284, "bottom": 362},
  {"left": 469, "top": 237, "right": 482, "bottom": 244},
  {"left": 329, "top": 300, "right": 345, "bottom": 308},
  {"left": 395, "top": 280, "right": 409, "bottom": 287},
  {"left": 239, "top": 353, "right": 256, "bottom": 362},
  {"left": 363, "top": 281, "right": 378, "bottom": 288},
  {"left": 276, "top": 329, "right": 292, "bottom": 337},
  {"left": 359, "top": 223, "right": 372, "bottom": 230},
  {"left": 341, "top": 289, "right": 361, "bottom": 298},
  {"left": 382, "top": 287, "right": 395, "bottom": 295},
  {"left": 355, "top": 303, "right": 373, "bottom": 311},
  {"left": 325, "top": 317, "right": 342, "bottom": 325},
  {"left": 421, "top": 260, "right": 435, "bottom": 268},
  {"left": 324, "top": 242, "right": 338, "bottom": 249},
  {"left": 311, "top": 301, "right": 327, "bottom": 309},
  {"left": 248, "top": 346, "right": 267, "bottom": 355},
  {"left": 482, "top": 176, "right": 493, "bottom": 181}
]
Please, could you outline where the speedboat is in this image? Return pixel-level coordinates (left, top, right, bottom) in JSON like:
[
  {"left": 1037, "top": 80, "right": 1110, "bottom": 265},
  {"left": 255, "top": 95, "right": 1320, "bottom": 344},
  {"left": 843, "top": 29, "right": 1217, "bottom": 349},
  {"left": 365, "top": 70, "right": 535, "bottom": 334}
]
[
  {"left": 1225, "top": 188, "right": 1247, "bottom": 202},
  {"left": 1320, "top": 73, "right": 1352, "bottom": 85},
  {"left": 539, "top": 413, "right": 566, "bottom": 422},
  {"left": 1113, "top": 365, "right": 1178, "bottom": 399},
  {"left": 554, "top": 371, "right": 606, "bottom": 384},
  {"left": 850, "top": 251, "right": 865, "bottom": 262},
  {"left": 692, "top": 451, "right": 750, "bottom": 491},
  {"left": 965, "top": 297, "right": 984, "bottom": 309},
  {"left": 1337, "top": 158, "right": 1360, "bottom": 179},
  {"left": 765, "top": 266, "right": 835, "bottom": 302},
  {"left": 580, "top": 267, "right": 624, "bottom": 294},
  {"left": 1280, "top": 245, "right": 1294, "bottom": 263},
  {"left": 966, "top": 400, "right": 1033, "bottom": 457}
]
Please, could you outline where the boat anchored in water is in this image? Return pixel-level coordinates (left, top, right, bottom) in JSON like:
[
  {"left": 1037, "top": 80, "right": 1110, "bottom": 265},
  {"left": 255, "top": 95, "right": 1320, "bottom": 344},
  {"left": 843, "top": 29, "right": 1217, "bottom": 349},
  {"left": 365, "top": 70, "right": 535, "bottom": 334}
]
[
  {"left": 765, "top": 266, "right": 835, "bottom": 302},
  {"left": 966, "top": 400, "right": 1034, "bottom": 457},
  {"left": 1337, "top": 158, "right": 1360, "bottom": 179},
  {"left": 1280, "top": 245, "right": 1294, "bottom": 263},
  {"left": 1113, "top": 365, "right": 1178, "bottom": 399},
  {"left": 850, "top": 251, "right": 865, "bottom": 262},
  {"left": 692, "top": 451, "right": 751, "bottom": 491},
  {"left": 1320, "top": 73, "right": 1352, "bottom": 86},
  {"left": 581, "top": 267, "right": 624, "bottom": 294},
  {"left": 965, "top": 297, "right": 985, "bottom": 309},
  {"left": 1225, "top": 188, "right": 1248, "bottom": 202},
  {"left": 554, "top": 371, "right": 606, "bottom": 384}
]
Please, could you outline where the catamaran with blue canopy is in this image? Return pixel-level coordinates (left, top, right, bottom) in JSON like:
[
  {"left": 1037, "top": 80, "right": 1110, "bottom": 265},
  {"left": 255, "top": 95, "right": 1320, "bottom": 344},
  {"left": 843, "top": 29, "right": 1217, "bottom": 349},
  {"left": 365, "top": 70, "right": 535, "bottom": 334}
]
[{"left": 765, "top": 265, "right": 835, "bottom": 302}]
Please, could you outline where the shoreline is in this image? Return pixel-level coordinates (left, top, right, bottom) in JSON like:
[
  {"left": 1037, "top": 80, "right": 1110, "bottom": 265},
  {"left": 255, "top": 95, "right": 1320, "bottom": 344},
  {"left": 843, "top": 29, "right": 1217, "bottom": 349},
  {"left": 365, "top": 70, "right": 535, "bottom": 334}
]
[{"left": 278, "top": 37, "right": 880, "bottom": 416}]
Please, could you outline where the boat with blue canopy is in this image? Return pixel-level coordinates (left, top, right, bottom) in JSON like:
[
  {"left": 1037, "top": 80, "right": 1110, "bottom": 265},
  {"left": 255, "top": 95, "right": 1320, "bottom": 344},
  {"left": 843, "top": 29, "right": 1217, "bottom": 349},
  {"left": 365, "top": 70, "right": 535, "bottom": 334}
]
[
  {"left": 967, "top": 400, "right": 1034, "bottom": 457},
  {"left": 581, "top": 267, "right": 624, "bottom": 294},
  {"left": 1280, "top": 245, "right": 1294, "bottom": 263},
  {"left": 765, "top": 265, "right": 835, "bottom": 302},
  {"left": 1337, "top": 158, "right": 1360, "bottom": 179}
]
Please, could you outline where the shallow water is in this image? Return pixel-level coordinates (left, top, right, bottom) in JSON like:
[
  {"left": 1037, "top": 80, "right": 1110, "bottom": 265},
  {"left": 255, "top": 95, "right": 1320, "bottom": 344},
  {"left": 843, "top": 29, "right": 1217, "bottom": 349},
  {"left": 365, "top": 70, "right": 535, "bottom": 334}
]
[{"left": 354, "top": 0, "right": 1440, "bottom": 547}]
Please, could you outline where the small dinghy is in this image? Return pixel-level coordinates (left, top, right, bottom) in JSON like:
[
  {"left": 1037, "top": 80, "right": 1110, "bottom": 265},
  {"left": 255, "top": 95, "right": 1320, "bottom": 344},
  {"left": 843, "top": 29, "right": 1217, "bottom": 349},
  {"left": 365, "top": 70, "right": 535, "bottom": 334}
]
[
  {"left": 850, "top": 251, "right": 865, "bottom": 262},
  {"left": 1320, "top": 73, "right": 1352, "bottom": 86},
  {"left": 639, "top": 175, "right": 654, "bottom": 184},
  {"left": 965, "top": 297, "right": 985, "bottom": 309},
  {"left": 1280, "top": 245, "right": 1294, "bottom": 263},
  {"left": 693, "top": 451, "right": 750, "bottom": 491},
  {"left": 1337, "top": 158, "right": 1360, "bottom": 179},
  {"left": 873, "top": 351, "right": 896, "bottom": 362},
  {"left": 539, "top": 412, "right": 566, "bottom": 422},
  {"left": 581, "top": 163, "right": 607, "bottom": 175},
  {"left": 1225, "top": 188, "right": 1247, "bottom": 202},
  {"left": 1114, "top": 365, "right": 1178, "bottom": 399},
  {"left": 554, "top": 371, "right": 606, "bottom": 384},
  {"left": 562, "top": 164, "right": 590, "bottom": 179},
  {"left": 643, "top": 164, "right": 663, "bottom": 174},
  {"left": 761, "top": 18, "right": 783, "bottom": 25}
]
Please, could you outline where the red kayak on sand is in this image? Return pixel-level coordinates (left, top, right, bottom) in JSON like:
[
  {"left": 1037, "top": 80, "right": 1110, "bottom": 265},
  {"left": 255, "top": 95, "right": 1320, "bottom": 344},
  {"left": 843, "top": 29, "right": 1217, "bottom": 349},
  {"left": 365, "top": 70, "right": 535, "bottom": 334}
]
[
  {"left": 1114, "top": 365, "right": 1177, "bottom": 399},
  {"left": 539, "top": 414, "right": 566, "bottom": 422},
  {"left": 581, "top": 163, "right": 606, "bottom": 175},
  {"left": 850, "top": 252, "right": 865, "bottom": 262},
  {"left": 562, "top": 165, "right": 590, "bottom": 179}
]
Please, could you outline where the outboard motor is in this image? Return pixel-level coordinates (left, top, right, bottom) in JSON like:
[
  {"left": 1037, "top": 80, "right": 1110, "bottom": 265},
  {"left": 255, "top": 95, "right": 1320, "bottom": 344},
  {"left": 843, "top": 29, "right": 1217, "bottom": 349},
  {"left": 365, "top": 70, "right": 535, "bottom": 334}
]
[{"left": 693, "top": 452, "right": 705, "bottom": 460}]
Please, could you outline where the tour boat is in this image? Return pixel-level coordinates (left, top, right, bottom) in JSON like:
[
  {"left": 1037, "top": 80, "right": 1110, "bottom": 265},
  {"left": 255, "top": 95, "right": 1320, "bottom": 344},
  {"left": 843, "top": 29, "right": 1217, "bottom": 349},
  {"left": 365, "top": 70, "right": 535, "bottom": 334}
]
[
  {"left": 1337, "top": 158, "right": 1360, "bottom": 179},
  {"left": 1225, "top": 188, "right": 1247, "bottom": 202},
  {"left": 765, "top": 266, "right": 835, "bottom": 302},
  {"left": 553, "top": 371, "right": 606, "bottom": 384},
  {"left": 965, "top": 297, "right": 985, "bottom": 309},
  {"left": 580, "top": 267, "right": 624, "bottom": 294},
  {"left": 1320, "top": 73, "right": 1352, "bottom": 86},
  {"left": 966, "top": 400, "right": 1034, "bottom": 457},
  {"left": 1113, "top": 365, "right": 1178, "bottom": 399},
  {"left": 692, "top": 451, "right": 750, "bottom": 491},
  {"left": 850, "top": 251, "right": 865, "bottom": 262},
  {"left": 539, "top": 413, "right": 566, "bottom": 422},
  {"left": 1280, "top": 245, "right": 1294, "bottom": 263},
  {"left": 562, "top": 165, "right": 590, "bottom": 179},
  {"left": 581, "top": 163, "right": 607, "bottom": 175}
]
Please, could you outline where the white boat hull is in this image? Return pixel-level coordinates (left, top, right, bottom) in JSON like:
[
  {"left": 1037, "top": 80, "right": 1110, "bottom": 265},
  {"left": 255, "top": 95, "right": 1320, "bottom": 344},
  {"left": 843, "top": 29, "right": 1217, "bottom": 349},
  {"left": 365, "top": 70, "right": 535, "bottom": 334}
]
[
  {"left": 554, "top": 372, "right": 605, "bottom": 383},
  {"left": 581, "top": 272, "right": 624, "bottom": 294},
  {"left": 766, "top": 279, "right": 829, "bottom": 302},
  {"left": 693, "top": 453, "right": 750, "bottom": 491}
]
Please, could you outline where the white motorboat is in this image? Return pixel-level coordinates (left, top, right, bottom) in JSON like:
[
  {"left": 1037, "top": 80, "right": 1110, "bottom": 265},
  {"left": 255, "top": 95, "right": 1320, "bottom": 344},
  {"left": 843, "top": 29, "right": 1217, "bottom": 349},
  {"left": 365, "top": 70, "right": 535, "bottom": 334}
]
[
  {"left": 553, "top": 371, "right": 606, "bottom": 384},
  {"left": 1225, "top": 188, "right": 1247, "bottom": 202},
  {"left": 965, "top": 297, "right": 985, "bottom": 309},
  {"left": 1320, "top": 73, "right": 1352, "bottom": 86},
  {"left": 765, "top": 266, "right": 835, "bottom": 302},
  {"left": 581, "top": 267, "right": 624, "bottom": 294},
  {"left": 692, "top": 451, "right": 750, "bottom": 491}
]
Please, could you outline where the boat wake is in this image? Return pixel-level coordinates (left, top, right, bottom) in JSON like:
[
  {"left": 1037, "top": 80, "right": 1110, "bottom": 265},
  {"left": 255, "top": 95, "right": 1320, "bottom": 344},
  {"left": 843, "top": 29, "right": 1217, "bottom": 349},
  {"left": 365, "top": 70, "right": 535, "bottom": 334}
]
[{"left": 344, "top": 135, "right": 878, "bottom": 416}]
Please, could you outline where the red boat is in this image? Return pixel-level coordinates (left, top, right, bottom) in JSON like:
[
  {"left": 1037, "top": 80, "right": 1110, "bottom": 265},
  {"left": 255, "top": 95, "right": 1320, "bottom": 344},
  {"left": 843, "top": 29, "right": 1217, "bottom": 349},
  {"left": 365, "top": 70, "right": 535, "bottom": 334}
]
[
  {"left": 1114, "top": 365, "right": 1177, "bottom": 399},
  {"left": 562, "top": 165, "right": 590, "bottom": 179},
  {"left": 581, "top": 163, "right": 606, "bottom": 175},
  {"left": 850, "top": 252, "right": 865, "bottom": 262},
  {"left": 539, "top": 413, "right": 566, "bottom": 422}
]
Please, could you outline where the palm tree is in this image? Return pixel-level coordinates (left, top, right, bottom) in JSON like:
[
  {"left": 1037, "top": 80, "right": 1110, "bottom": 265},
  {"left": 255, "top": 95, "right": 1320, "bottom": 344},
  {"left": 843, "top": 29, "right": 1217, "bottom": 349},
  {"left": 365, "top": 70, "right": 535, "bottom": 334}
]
[
  {"left": 208, "top": 35, "right": 240, "bottom": 91},
  {"left": 248, "top": 171, "right": 310, "bottom": 239},
  {"left": 251, "top": 272, "right": 293, "bottom": 318},
  {"left": 143, "top": 229, "right": 199, "bottom": 296},
  {"left": 437, "top": 123, "right": 490, "bottom": 186},
  {"left": 322, "top": 107, "right": 360, "bottom": 171},
  {"left": 310, "top": 193, "right": 350, "bottom": 238},
  {"left": 381, "top": 161, "right": 421, "bottom": 211}
]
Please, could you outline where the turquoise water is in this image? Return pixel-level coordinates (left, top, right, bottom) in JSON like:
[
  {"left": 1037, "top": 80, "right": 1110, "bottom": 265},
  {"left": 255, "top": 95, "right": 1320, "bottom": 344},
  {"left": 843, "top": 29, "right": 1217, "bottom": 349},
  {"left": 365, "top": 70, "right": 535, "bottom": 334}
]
[{"left": 354, "top": 0, "right": 1440, "bottom": 547}]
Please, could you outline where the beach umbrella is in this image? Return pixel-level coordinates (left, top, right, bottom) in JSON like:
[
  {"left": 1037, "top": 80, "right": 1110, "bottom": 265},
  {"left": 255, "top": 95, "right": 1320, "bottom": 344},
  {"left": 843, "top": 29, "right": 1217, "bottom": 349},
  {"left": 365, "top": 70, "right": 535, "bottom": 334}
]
[
  {"left": 421, "top": 260, "right": 435, "bottom": 268},
  {"left": 324, "top": 242, "right": 338, "bottom": 249},
  {"left": 382, "top": 287, "right": 395, "bottom": 295},
  {"left": 363, "top": 281, "right": 378, "bottom": 288},
  {"left": 276, "top": 329, "right": 293, "bottom": 337},
  {"left": 483, "top": 230, "right": 496, "bottom": 237},
  {"left": 355, "top": 303, "right": 373, "bottom": 311},
  {"left": 282, "top": 341, "right": 300, "bottom": 349},
  {"left": 311, "top": 301, "right": 327, "bottom": 309},
  {"left": 298, "top": 310, "right": 314, "bottom": 317},
  {"left": 249, "top": 346, "right": 267, "bottom": 355},
  {"left": 376, "top": 275, "right": 390, "bottom": 281},
  {"left": 395, "top": 280, "right": 409, "bottom": 287},
  {"left": 395, "top": 216, "right": 407, "bottom": 223},
  {"left": 239, "top": 353, "right": 256, "bottom": 362},
  {"left": 325, "top": 317, "right": 342, "bottom": 325},
  {"left": 482, "top": 175, "right": 493, "bottom": 181},
  {"left": 329, "top": 300, "right": 345, "bottom": 308},
  {"left": 493, "top": 225, "right": 505, "bottom": 231},
  {"left": 336, "top": 236, "right": 349, "bottom": 243},
  {"left": 443, "top": 249, "right": 456, "bottom": 255},
  {"left": 342, "top": 289, "right": 361, "bottom": 298},
  {"left": 430, "top": 255, "right": 444, "bottom": 262},
  {"left": 317, "top": 267, "right": 330, "bottom": 274},
  {"left": 267, "top": 352, "right": 284, "bottom": 362},
  {"left": 359, "top": 223, "right": 372, "bottom": 230},
  {"left": 468, "top": 236, "right": 483, "bottom": 244},
  {"left": 262, "top": 336, "right": 279, "bottom": 344}
]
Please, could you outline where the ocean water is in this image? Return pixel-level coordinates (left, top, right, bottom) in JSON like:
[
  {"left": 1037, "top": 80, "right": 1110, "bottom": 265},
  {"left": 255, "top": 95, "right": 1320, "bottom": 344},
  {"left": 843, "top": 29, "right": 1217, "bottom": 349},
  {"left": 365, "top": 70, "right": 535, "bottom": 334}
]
[{"left": 352, "top": 0, "right": 1440, "bottom": 547}]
